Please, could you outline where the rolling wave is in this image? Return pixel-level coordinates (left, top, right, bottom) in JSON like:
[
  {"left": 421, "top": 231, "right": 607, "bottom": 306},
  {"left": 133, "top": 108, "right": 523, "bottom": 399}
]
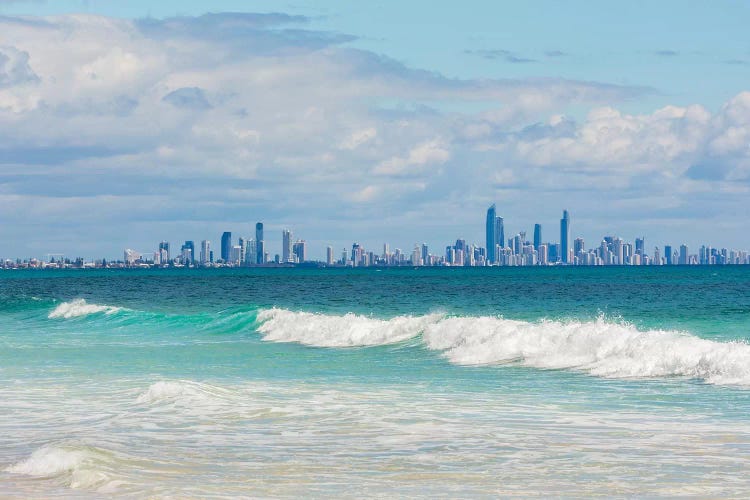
[
  {"left": 257, "top": 309, "right": 750, "bottom": 386},
  {"left": 256, "top": 308, "right": 441, "bottom": 347},
  {"left": 48, "top": 299, "right": 123, "bottom": 319},
  {"left": 4, "top": 443, "right": 125, "bottom": 492},
  {"left": 36, "top": 300, "right": 750, "bottom": 386}
]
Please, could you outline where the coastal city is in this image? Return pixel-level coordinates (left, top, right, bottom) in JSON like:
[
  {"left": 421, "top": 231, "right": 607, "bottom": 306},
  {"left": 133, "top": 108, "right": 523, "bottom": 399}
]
[{"left": 2, "top": 206, "right": 749, "bottom": 270}]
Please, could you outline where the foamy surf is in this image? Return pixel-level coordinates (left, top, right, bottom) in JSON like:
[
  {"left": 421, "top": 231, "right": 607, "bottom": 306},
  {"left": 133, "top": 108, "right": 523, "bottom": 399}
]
[
  {"left": 257, "top": 308, "right": 442, "bottom": 347},
  {"left": 136, "top": 380, "right": 236, "bottom": 405},
  {"left": 4, "top": 444, "right": 122, "bottom": 491},
  {"left": 257, "top": 309, "right": 750, "bottom": 386},
  {"left": 48, "top": 299, "right": 122, "bottom": 319}
]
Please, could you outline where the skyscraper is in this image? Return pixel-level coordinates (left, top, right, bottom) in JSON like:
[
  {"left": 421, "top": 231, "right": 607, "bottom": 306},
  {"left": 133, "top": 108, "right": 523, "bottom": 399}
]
[
  {"left": 255, "top": 223, "right": 264, "bottom": 265},
  {"left": 293, "top": 240, "right": 306, "bottom": 263},
  {"left": 221, "top": 232, "right": 232, "bottom": 262},
  {"left": 238, "top": 237, "right": 246, "bottom": 264},
  {"left": 486, "top": 205, "right": 497, "bottom": 264},
  {"left": 679, "top": 244, "right": 688, "bottom": 265},
  {"left": 421, "top": 243, "right": 429, "bottom": 266},
  {"left": 159, "top": 241, "right": 170, "bottom": 262},
  {"left": 533, "top": 224, "right": 542, "bottom": 252},
  {"left": 574, "top": 237, "right": 585, "bottom": 258},
  {"left": 664, "top": 245, "right": 673, "bottom": 265},
  {"left": 282, "top": 229, "right": 292, "bottom": 263},
  {"left": 635, "top": 237, "right": 645, "bottom": 258},
  {"left": 560, "top": 209, "right": 571, "bottom": 264},
  {"left": 495, "top": 217, "right": 504, "bottom": 256},
  {"left": 326, "top": 246, "right": 334, "bottom": 266},
  {"left": 181, "top": 240, "right": 195, "bottom": 264},
  {"left": 200, "top": 240, "right": 210, "bottom": 265}
]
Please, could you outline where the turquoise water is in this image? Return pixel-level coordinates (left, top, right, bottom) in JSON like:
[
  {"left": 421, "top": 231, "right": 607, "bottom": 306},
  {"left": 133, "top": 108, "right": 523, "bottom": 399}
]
[{"left": 1, "top": 267, "right": 750, "bottom": 497}]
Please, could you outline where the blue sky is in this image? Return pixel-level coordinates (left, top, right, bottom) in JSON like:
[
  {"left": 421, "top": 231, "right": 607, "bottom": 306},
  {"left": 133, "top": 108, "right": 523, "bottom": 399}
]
[{"left": 0, "top": 1, "right": 749, "bottom": 258}]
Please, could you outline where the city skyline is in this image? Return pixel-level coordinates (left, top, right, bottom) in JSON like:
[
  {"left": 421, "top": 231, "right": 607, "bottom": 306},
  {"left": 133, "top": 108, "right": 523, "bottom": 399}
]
[{"left": 4, "top": 206, "right": 749, "bottom": 267}]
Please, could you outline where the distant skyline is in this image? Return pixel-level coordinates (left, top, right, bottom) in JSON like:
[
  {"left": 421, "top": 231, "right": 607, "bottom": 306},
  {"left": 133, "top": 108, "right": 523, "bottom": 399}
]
[{"left": 1, "top": 1, "right": 749, "bottom": 259}]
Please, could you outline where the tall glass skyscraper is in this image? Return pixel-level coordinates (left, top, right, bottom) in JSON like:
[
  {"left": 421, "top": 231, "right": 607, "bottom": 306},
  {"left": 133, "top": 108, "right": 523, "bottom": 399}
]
[
  {"left": 560, "top": 210, "right": 570, "bottom": 264},
  {"left": 495, "top": 217, "right": 504, "bottom": 257},
  {"left": 158, "top": 241, "right": 170, "bottom": 261},
  {"left": 533, "top": 224, "right": 542, "bottom": 251},
  {"left": 220, "top": 232, "right": 232, "bottom": 262},
  {"left": 255, "top": 222, "right": 264, "bottom": 264},
  {"left": 486, "top": 204, "right": 497, "bottom": 264}
]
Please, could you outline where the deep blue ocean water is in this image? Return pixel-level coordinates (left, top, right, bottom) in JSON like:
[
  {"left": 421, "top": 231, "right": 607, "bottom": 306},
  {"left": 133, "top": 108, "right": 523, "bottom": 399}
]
[{"left": 1, "top": 267, "right": 749, "bottom": 497}]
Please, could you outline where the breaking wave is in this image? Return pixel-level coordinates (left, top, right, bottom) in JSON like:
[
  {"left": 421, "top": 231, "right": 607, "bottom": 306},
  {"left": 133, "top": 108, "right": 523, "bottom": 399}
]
[
  {"left": 4, "top": 444, "right": 124, "bottom": 491},
  {"left": 136, "top": 380, "right": 236, "bottom": 405},
  {"left": 256, "top": 308, "right": 441, "bottom": 347},
  {"left": 48, "top": 299, "right": 123, "bottom": 319},
  {"left": 257, "top": 309, "right": 750, "bottom": 386}
]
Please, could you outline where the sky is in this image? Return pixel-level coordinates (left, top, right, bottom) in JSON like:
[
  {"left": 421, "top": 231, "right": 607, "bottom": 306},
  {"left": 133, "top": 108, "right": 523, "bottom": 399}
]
[{"left": 1, "top": 0, "right": 749, "bottom": 259}]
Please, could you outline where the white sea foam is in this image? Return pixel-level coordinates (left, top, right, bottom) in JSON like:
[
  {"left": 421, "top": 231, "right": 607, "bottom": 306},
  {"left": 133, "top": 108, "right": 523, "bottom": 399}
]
[
  {"left": 48, "top": 299, "right": 122, "bottom": 319},
  {"left": 257, "top": 309, "right": 750, "bottom": 385},
  {"left": 423, "top": 316, "right": 750, "bottom": 384},
  {"left": 4, "top": 444, "right": 116, "bottom": 490},
  {"left": 256, "top": 308, "right": 442, "bottom": 347},
  {"left": 136, "top": 380, "right": 233, "bottom": 404}
]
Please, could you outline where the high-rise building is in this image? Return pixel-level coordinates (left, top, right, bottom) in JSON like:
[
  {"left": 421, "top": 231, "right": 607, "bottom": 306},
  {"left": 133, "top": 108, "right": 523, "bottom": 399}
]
[
  {"left": 245, "top": 239, "right": 256, "bottom": 265},
  {"left": 664, "top": 245, "right": 673, "bottom": 265},
  {"left": 293, "top": 240, "right": 306, "bottom": 263},
  {"left": 574, "top": 237, "right": 585, "bottom": 258},
  {"left": 230, "top": 245, "right": 242, "bottom": 264},
  {"left": 326, "top": 246, "right": 334, "bottom": 266},
  {"left": 238, "top": 237, "right": 246, "bottom": 264},
  {"left": 533, "top": 224, "right": 542, "bottom": 251},
  {"left": 421, "top": 243, "right": 429, "bottom": 266},
  {"left": 635, "top": 237, "right": 645, "bottom": 258},
  {"left": 221, "top": 232, "right": 232, "bottom": 262},
  {"left": 486, "top": 204, "right": 497, "bottom": 264},
  {"left": 679, "top": 244, "right": 689, "bottom": 265},
  {"left": 282, "top": 229, "right": 293, "bottom": 263},
  {"left": 560, "top": 210, "right": 571, "bottom": 263},
  {"left": 181, "top": 240, "right": 195, "bottom": 264},
  {"left": 200, "top": 240, "right": 210, "bottom": 265},
  {"left": 255, "top": 223, "right": 264, "bottom": 265},
  {"left": 538, "top": 244, "right": 548, "bottom": 265},
  {"left": 495, "top": 217, "right": 504, "bottom": 254},
  {"left": 158, "top": 241, "right": 170, "bottom": 262}
]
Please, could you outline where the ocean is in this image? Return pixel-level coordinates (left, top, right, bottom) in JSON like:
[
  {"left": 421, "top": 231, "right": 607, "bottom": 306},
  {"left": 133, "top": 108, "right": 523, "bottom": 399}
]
[{"left": 1, "top": 266, "right": 750, "bottom": 497}]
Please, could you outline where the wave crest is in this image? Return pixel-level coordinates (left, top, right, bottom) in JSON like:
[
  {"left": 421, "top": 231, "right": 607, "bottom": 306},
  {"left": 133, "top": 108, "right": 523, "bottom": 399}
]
[
  {"left": 258, "top": 309, "right": 750, "bottom": 385},
  {"left": 48, "top": 299, "right": 122, "bottom": 319},
  {"left": 257, "top": 308, "right": 441, "bottom": 347},
  {"left": 136, "top": 380, "right": 234, "bottom": 405},
  {"left": 4, "top": 444, "right": 120, "bottom": 491}
]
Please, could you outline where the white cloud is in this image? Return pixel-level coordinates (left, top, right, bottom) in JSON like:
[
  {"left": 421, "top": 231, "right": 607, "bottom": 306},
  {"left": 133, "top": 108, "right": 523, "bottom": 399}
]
[
  {"left": 373, "top": 139, "right": 451, "bottom": 176},
  {"left": 339, "top": 127, "right": 377, "bottom": 150}
]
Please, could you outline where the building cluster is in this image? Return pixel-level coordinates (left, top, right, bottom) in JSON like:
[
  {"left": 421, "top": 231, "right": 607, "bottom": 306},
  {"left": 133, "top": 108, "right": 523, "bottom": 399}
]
[
  {"left": 124, "top": 222, "right": 309, "bottom": 268},
  {"left": 3, "top": 207, "right": 750, "bottom": 269}
]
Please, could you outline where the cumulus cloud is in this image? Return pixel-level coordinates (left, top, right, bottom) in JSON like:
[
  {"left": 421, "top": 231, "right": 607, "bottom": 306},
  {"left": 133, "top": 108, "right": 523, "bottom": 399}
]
[{"left": 0, "top": 12, "right": 747, "bottom": 257}]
